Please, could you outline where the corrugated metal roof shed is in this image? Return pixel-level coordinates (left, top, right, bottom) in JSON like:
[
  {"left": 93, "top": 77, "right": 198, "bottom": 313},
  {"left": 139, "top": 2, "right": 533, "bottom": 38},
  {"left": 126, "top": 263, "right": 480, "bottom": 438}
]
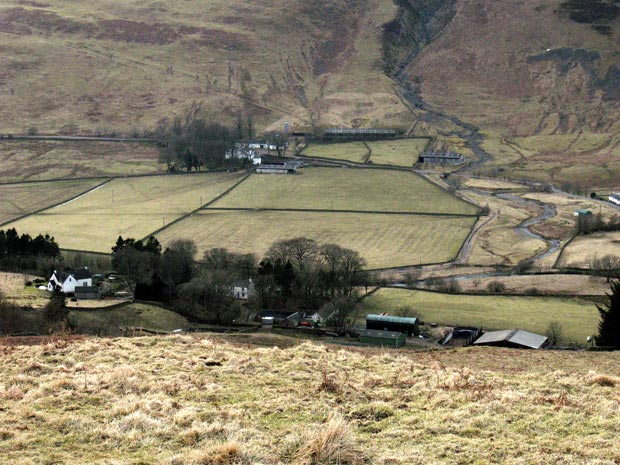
[
  {"left": 366, "top": 313, "right": 419, "bottom": 336},
  {"left": 367, "top": 314, "right": 418, "bottom": 325},
  {"left": 474, "top": 329, "right": 547, "bottom": 349}
]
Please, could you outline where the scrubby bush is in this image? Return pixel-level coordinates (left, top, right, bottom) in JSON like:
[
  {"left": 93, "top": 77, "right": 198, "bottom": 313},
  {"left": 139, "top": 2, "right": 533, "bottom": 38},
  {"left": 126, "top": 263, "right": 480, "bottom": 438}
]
[
  {"left": 515, "top": 258, "right": 534, "bottom": 274},
  {"left": 545, "top": 321, "right": 563, "bottom": 345},
  {"left": 487, "top": 280, "right": 507, "bottom": 293}
]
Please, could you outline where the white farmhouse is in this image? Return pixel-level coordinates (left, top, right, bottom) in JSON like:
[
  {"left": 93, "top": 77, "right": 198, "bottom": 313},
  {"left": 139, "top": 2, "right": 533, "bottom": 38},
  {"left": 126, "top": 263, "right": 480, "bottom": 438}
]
[
  {"left": 48, "top": 268, "right": 93, "bottom": 294},
  {"left": 231, "top": 279, "right": 254, "bottom": 300}
]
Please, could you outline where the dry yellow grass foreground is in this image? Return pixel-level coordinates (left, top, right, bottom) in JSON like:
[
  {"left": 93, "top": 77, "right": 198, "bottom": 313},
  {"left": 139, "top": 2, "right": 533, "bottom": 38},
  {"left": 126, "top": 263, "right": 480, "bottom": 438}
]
[{"left": 1, "top": 335, "right": 620, "bottom": 464}]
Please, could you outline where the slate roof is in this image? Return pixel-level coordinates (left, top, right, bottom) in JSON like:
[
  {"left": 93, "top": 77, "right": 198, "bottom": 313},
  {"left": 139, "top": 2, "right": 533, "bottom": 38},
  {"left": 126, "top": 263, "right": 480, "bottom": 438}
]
[
  {"left": 53, "top": 268, "right": 92, "bottom": 282},
  {"left": 72, "top": 268, "right": 92, "bottom": 280}
]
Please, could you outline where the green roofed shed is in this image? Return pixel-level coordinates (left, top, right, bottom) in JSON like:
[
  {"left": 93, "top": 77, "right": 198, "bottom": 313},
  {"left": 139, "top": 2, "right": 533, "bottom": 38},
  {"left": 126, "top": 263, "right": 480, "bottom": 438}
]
[
  {"left": 366, "top": 314, "right": 419, "bottom": 336},
  {"left": 574, "top": 209, "right": 593, "bottom": 217},
  {"left": 360, "top": 329, "right": 406, "bottom": 348}
]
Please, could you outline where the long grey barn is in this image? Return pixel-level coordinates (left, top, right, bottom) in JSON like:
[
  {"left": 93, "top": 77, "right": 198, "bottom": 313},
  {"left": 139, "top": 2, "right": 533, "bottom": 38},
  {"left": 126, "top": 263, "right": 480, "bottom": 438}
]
[
  {"left": 418, "top": 151, "right": 466, "bottom": 165},
  {"left": 255, "top": 163, "right": 298, "bottom": 174},
  {"left": 324, "top": 128, "right": 398, "bottom": 139}
]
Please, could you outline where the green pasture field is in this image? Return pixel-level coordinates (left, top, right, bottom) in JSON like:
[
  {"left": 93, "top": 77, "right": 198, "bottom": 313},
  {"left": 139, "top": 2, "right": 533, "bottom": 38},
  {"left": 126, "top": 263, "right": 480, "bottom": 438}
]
[
  {"left": 301, "top": 142, "right": 369, "bottom": 163},
  {"left": 357, "top": 288, "right": 598, "bottom": 343},
  {"left": 556, "top": 231, "right": 620, "bottom": 269},
  {"left": 367, "top": 138, "right": 430, "bottom": 167},
  {"left": 210, "top": 167, "right": 478, "bottom": 214},
  {"left": 0, "top": 140, "right": 162, "bottom": 182},
  {"left": 156, "top": 210, "right": 476, "bottom": 268},
  {"left": 4, "top": 172, "right": 245, "bottom": 252},
  {"left": 0, "top": 179, "right": 105, "bottom": 226},
  {"left": 69, "top": 302, "right": 189, "bottom": 336}
]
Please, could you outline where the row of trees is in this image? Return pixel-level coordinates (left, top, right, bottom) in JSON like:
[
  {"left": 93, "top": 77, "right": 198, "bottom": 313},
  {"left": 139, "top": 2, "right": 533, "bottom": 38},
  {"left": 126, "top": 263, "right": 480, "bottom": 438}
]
[
  {"left": 155, "top": 104, "right": 238, "bottom": 172},
  {"left": 0, "top": 228, "right": 60, "bottom": 275},
  {"left": 576, "top": 212, "right": 620, "bottom": 235}
]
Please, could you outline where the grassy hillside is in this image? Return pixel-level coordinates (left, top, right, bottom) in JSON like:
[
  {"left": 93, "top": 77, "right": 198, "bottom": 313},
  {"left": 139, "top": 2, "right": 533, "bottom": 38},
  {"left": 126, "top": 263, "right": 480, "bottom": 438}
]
[
  {"left": 302, "top": 142, "right": 369, "bottom": 163},
  {"left": 5, "top": 172, "right": 245, "bottom": 251},
  {"left": 1, "top": 0, "right": 619, "bottom": 190},
  {"left": 408, "top": 0, "right": 620, "bottom": 136},
  {"left": 1, "top": 335, "right": 619, "bottom": 464},
  {"left": 0, "top": 140, "right": 162, "bottom": 182},
  {"left": 0, "top": 0, "right": 407, "bottom": 133}
]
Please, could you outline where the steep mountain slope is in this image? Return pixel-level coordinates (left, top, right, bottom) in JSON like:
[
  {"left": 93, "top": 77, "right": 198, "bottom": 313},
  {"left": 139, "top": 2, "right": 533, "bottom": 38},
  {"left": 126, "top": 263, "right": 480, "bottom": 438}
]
[
  {"left": 0, "top": 0, "right": 407, "bottom": 133},
  {"left": 0, "top": 0, "right": 619, "bottom": 147},
  {"left": 400, "top": 0, "right": 620, "bottom": 136}
]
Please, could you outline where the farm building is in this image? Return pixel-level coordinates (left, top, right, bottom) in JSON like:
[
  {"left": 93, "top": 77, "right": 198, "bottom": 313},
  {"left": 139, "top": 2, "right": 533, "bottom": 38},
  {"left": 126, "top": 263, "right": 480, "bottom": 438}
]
[
  {"left": 225, "top": 144, "right": 262, "bottom": 165},
  {"left": 360, "top": 329, "right": 406, "bottom": 348},
  {"left": 418, "top": 151, "right": 466, "bottom": 165},
  {"left": 574, "top": 209, "right": 593, "bottom": 217},
  {"left": 366, "top": 314, "right": 419, "bottom": 336},
  {"left": 324, "top": 128, "right": 398, "bottom": 139},
  {"left": 286, "top": 312, "right": 303, "bottom": 326},
  {"left": 473, "top": 329, "right": 548, "bottom": 349},
  {"left": 247, "top": 142, "right": 277, "bottom": 151},
  {"left": 48, "top": 268, "right": 92, "bottom": 294},
  {"left": 255, "top": 163, "right": 298, "bottom": 174},
  {"left": 231, "top": 279, "right": 254, "bottom": 300},
  {"left": 74, "top": 285, "right": 100, "bottom": 300},
  {"left": 609, "top": 194, "right": 620, "bottom": 205},
  {"left": 258, "top": 310, "right": 295, "bottom": 325}
]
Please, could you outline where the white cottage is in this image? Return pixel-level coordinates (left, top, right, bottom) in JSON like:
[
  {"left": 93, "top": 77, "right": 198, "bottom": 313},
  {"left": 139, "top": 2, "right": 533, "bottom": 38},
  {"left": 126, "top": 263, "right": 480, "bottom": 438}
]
[
  {"left": 48, "top": 268, "right": 93, "bottom": 294},
  {"left": 231, "top": 279, "right": 254, "bottom": 300}
]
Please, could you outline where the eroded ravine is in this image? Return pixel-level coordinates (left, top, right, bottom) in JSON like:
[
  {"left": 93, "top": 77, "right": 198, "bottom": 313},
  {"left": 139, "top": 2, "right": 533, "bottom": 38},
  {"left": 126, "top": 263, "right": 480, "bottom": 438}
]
[{"left": 382, "top": 2, "right": 560, "bottom": 266}]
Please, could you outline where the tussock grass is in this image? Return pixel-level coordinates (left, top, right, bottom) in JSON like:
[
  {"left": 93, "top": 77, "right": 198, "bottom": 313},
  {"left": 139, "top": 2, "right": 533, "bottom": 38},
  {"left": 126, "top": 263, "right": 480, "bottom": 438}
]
[
  {"left": 587, "top": 371, "right": 620, "bottom": 387},
  {"left": 293, "top": 414, "right": 364, "bottom": 465},
  {"left": 1, "top": 335, "right": 620, "bottom": 464}
]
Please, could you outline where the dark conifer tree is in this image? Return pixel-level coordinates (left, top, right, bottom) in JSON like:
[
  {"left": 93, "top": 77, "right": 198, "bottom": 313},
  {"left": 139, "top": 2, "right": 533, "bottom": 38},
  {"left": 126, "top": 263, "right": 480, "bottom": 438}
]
[{"left": 596, "top": 279, "right": 620, "bottom": 348}]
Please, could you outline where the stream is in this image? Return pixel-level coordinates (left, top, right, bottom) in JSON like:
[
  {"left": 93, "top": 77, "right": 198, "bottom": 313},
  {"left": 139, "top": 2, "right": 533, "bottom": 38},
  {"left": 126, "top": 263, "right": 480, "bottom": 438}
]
[{"left": 496, "top": 193, "right": 561, "bottom": 260}]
